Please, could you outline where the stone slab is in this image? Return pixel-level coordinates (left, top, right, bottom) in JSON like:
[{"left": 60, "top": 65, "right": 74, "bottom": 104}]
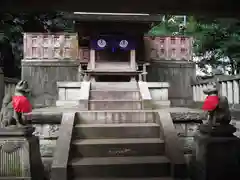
[
  {"left": 70, "top": 156, "right": 171, "bottom": 177},
  {"left": 73, "top": 123, "right": 160, "bottom": 139},
  {"left": 72, "top": 138, "right": 165, "bottom": 157}
]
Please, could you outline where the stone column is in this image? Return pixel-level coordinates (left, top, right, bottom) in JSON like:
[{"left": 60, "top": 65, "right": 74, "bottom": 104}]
[
  {"left": 0, "top": 67, "right": 4, "bottom": 109},
  {"left": 200, "top": 85, "right": 204, "bottom": 101},
  {"left": 198, "top": 85, "right": 201, "bottom": 102},
  {"left": 233, "top": 80, "right": 239, "bottom": 104},
  {"left": 221, "top": 82, "right": 227, "bottom": 97},
  {"left": 203, "top": 84, "right": 207, "bottom": 100},
  {"left": 130, "top": 50, "right": 136, "bottom": 70},
  {"left": 138, "top": 74, "right": 143, "bottom": 81},
  {"left": 227, "top": 81, "right": 233, "bottom": 104},
  {"left": 196, "top": 85, "right": 200, "bottom": 102},
  {"left": 77, "top": 64, "right": 83, "bottom": 81},
  {"left": 90, "top": 49, "right": 95, "bottom": 69},
  {"left": 219, "top": 82, "right": 222, "bottom": 95},
  {"left": 193, "top": 85, "right": 196, "bottom": 102}
]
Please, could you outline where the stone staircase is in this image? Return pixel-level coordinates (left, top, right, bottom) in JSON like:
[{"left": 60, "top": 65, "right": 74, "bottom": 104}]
[
  {"left": 68, "top": 112, "right": 174, "bottom": 180},
  {"left": 89, "top": 82, "right": 142, "bottom": 110},
  {"left": 52, "top": 81, "right": 185, "bottom": 180}
]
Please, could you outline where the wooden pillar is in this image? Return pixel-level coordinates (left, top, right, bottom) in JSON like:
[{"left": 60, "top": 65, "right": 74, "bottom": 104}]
[
  {"left": 90, "top": 49, "right": 95, "bottom": 69},
  {"left": 130, "top": 50, "right": 136, "bottom": 70}
]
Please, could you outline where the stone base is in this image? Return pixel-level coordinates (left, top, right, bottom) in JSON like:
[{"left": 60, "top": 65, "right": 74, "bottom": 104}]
[
  {"left": 0, "top": 125, "right": 35, "bottom": 136},
  {"left": 199, "top": 124, "right": 236, "bottom": 137},
  {"left": 194, "top": 128, "right": 240, "bottom": 180},
  {"left": 0, "top": 125, "right": 44, "bottom": 180}
]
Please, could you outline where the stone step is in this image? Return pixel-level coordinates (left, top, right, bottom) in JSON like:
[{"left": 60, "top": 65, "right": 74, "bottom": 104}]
[
  {"left": 89, "top": 100, "right": 142, "bottom": 110},
  {"left": 73, "top": 123, "right": 160, "bottom": 139},
  {"left": 69, "top": 156, "right": 171, "bottom": 177},
  {"left": 88, "top": 62, "right": 136, "bottom": 72},
  {"left": 76, "top": 111, "right": 155, "bottom": 124},
  {"left": 71, "top": 138, "right": 165, "bottom": 157},
  {"left": 90, "top": 90, "right": 141, "bottom": 100}
]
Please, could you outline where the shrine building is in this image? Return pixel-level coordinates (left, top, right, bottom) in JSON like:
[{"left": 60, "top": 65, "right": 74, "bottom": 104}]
[{"left": 21, "top": 12, "right": 195, "bottom": 107}]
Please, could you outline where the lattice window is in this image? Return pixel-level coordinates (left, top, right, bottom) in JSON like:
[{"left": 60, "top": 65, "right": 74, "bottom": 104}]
[
  {"left": 159, "top": 48, "right": 165, "bottom": 55},
  {"left": 171, "top": 48, "right": 176, "bottom": 56},
  {"left": 170, "top": 37, "right": 176, "bottom": 44},
  {"left": 180, "top": 37, "right": 186, "bottom": 44},
  {"left": 160, "top": 38, "right": 165, "bottom": 44},
  {"left": 181, "top": 48, "right": 186, "bottom": 54}
]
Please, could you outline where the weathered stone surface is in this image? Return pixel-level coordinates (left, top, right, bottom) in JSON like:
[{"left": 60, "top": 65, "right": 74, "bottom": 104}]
[
  {"left": 33, "top": 124, "right": 59, "bottom": 158},
  {"left": 33, "top": 124, "right": 60, "bottom": 139},
  {"left": 171, "top": 112, "right": 206, "bottom": 122},
  {"left": 39, "top": 140, "right": 56, "bottom": 157},
  {"left": 179, "top": 137, "right": 195, "bottom": 154},
  {"left": 175, "top": 123, "right": 199, "bottom": 137},
  {"left": 76, "top": 111, "right": 155, "bottom": 124}
]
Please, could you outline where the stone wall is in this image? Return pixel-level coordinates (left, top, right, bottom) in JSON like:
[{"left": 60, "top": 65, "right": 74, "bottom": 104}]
[
  {"left": 147, "top": 60, "right": 196, "bottom": 107},
  {"left": 33, "top": 123, "right": 60, "bottom": 178},
  {"left": 21, "top": 60, "right": 79, "bottom": 107}
]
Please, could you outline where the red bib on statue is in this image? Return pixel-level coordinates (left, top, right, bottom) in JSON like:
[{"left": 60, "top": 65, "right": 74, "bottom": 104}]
[
  {"left": 12, "top": 96, "right": 32, "bottom": 113},
  {"left": 202, "top": 95, "right": 219, "bottom": 111}
]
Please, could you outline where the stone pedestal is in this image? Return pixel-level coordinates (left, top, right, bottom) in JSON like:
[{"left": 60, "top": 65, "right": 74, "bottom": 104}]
[
  {"left": 194, "top": 124, "right": 240, "bottom": 180},
  {"left": 0, "top": 126, "right": 44, "bottom": 180}
]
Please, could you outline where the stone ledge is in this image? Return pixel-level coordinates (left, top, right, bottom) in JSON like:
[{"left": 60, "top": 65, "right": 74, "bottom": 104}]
[
  {"left": 150, "top": 60, "right": 195, "bottom": 68},
  {"left": 147, "top": 82, "right": 170, "bottom": 88},
  {"left": 21, "top": 59, "right": 79, "bottom": 66},
  {"left": 56, "top": 100, "right": 80, "bottom": 107},
  {"left": 57, "top": 81, "right": 82, "bottom": 88},
  {"left": 171, "top": 112, "right": 206, "bottom": 123}
]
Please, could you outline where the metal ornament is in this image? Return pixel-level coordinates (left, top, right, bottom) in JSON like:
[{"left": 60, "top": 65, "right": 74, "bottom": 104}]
[
  {"left": 97, "top": 39, "right": 107, "bottom": 48},
  {"left": 119, "top": 40, "right": 128, "bottom": 48}
]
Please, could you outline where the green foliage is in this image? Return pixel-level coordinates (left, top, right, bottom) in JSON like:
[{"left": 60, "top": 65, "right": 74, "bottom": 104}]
[
  {"left": 0, "top": 12, "right": 73, "bottom": 77},
  {"left": 149, "top": 15, "right": 240, "bottom": 74}
]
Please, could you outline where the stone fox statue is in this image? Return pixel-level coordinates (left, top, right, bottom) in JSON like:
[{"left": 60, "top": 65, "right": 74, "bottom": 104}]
[
  {"left": 202, "top": 85, "right": 231, "bottom": 126},
  {"left": 0, "top": 93, "right": 14, "bottom": 127},
  {"left": 0, "top": 80, "right": 32, "bottom": 127}
]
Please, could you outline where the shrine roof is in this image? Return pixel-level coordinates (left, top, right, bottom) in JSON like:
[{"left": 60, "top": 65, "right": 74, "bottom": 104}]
[{"left": 64, "top": 12, "right": 162, "bottom": 22}]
